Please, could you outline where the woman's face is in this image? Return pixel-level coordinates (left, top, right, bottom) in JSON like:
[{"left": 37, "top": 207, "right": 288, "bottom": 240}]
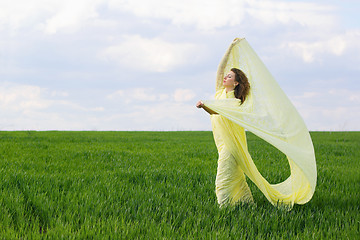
[{"left": 223, "top": 71, "right": 238, "bottom": 89}]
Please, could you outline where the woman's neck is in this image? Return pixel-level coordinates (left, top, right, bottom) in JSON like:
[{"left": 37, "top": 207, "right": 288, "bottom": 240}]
[{"left": 225, "top": 86, "right": 235, "bottom": 93}]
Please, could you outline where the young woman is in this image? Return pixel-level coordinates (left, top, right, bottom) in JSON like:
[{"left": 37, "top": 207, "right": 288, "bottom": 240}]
[
  {"left": 196, "top": 68, "right": 253, "bottom": 206},
  {"left": 196, "top": 38, "right": 317, "bottom": 209}
]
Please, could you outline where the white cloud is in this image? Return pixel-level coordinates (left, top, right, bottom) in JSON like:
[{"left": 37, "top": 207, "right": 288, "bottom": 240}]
[
  {"left": 0, "top": 0, "right": 102, "bottom": 34},
  {"left": 107, "top": 0, "right": 336, "bottom": 31},
  {"left": 41, "top": 0, "right": 100, "bottom": 34},
  {"left": 107, "top": 87, "right": 196, "bottom": 103},
  {"left": 106, "top": 90, "right": 125, "bottom": 99},
  {"left": 101, "top": 87, "right": 204, "bottom": 130},
  {"left": 0, "top": 82, "right": 105, "bottom": 130},
  {"left": 247, "top": 1, "right": 335, "bottom": 27},
  {"left": 0, "top": 83, "right": 50, "bottom": 112},
  {"left": 107, "top": 88, "right": 152, "bottom": 102},
  {"left": 290, "top": 88, "right": 360, "bottom": 131},
  {"left": 0, "top": 0, "right": 339, "bottom": 34},
  {"left": 327, "top": 88, "right": 360, "bottom": 104},
  {"left": 51, "top": 90, "right": 69, "bottom": 97},
  {"left": 0, "top": 1, "right": 44, "bottom": 30},
  {"left": 283, "top": 30, "right": 360, "bottom": 63},
  {"left": 173, "top": 88, "right": 196, "bottom": 102},
  {"left": 100, "top": 35, "right": 200, "bottom": 72},
  {"left": 0, "top": 82, "right": 104, "bottom": 113},
  {"left": 132, "top": 88, "right": 158, "bottom": 101},
  {"left": 108, "top": 0, "right": 246, "bottom": 31}
]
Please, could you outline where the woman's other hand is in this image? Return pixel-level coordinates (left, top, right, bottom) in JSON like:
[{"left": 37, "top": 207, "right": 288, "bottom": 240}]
[{"left": 196, "top": 100, "right": 204, "bottom": 108}]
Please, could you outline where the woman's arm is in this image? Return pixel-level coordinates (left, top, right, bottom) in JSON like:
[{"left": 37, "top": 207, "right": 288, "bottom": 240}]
[
  {"left": 215, "top": 38, "right": 243, "bottom": 91},
  {"left": 196, "top": 101, "right": 218, "bottom": 115}
]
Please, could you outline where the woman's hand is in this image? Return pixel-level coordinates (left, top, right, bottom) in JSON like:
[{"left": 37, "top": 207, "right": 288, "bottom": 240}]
[
  {"left": 196, "top": 100, "right": 218, "bottom": 115},
  {"left": 196, "top": 100, "right": 204, "bottom": 108},
  {"left": 232, "top": 38, "right": 244, "bottom": 45}
]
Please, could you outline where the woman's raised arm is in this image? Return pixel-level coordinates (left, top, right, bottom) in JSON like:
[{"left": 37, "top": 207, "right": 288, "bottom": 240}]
[{"left": 215, "top": 38, "right": 243, "bottom": 91}]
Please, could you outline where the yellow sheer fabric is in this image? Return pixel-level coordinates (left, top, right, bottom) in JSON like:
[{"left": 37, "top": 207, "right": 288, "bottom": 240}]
[
  {"left": 212, "top": 89, "right": 254, "bottom": 206},
  {"left": 203, "top": 38, "right": 317, "bottom": 209}
]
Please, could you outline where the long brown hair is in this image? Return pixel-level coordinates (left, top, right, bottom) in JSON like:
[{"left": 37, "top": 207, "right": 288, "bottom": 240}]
[{"left": 231, "top": 68, "right": 250, "bottom": 104}]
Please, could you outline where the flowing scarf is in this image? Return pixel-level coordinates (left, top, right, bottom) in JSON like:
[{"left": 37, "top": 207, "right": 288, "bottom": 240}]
[{"left": 203, "top": 38, "right": 317, "bottom": 208}]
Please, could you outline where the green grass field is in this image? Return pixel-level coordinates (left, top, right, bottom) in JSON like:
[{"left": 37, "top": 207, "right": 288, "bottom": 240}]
[{"left": 0, "top": 131, "right": 359, "bottom": 239}]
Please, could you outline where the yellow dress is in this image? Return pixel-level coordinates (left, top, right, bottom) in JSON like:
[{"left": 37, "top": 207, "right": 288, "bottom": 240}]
[
  {"left": 203, "top": 38, "right": 317, "bottom": 209},
  {"left": 211, "top": 89, "right": 254, "bottom": 206}
]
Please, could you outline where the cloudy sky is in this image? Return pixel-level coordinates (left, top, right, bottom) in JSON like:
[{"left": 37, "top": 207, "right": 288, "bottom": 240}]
[{"left": 1, "top": 0, "right": 359, "bottom": 131}]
